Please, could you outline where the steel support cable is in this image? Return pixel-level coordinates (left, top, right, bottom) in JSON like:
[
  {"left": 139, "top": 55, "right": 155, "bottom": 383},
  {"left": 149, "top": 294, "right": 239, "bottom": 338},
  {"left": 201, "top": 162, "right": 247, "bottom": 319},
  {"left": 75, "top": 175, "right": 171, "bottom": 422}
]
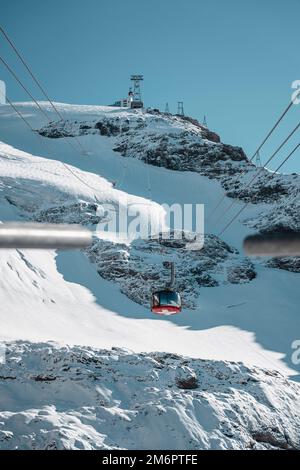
[
  {"left": 274, "top": 142, "right": 300, "bottom": 173},
  {"left": 218, "top": 141, "right": 300, "bottom": 237},
  {"left": 112, "top": 122, "right": 128, "bottom": 189},
  {"left": 0, "top": 25, "right": 64, "bottom": 119},
  {"left": 0, "top": 25, "right": 87, "bottom": 154},
  {"left": 1, "top": 93, "right": 40, "bottom": 134},
  {"left": 144, "top": 135, "right": 153, "bottom": 201},
  {"left": 213, "top": 120, "right": 300, "bottom": 230},
  {"left": 146, "top": 158, "right": 153, "bottom": 201},
  {"left": 249, "top": 100, "right": 296, "bottom": 160},
  {"left": 0, "top": 54, "right": 50, "bottom": 121},
  {"left": 207, "top": 90, "right": 300, "bottom": 222},
  {"left": 115, "top": 158, "right": 128, "bottom": 190},
  {"left": 0, "top": 54, "right": 90, "bottom": 159},
  {"left": 1, "top": 96, "right": 107, "bottom": 197},
  {"left": 0, "top": 93, "right": 72, "bottom": 170}
]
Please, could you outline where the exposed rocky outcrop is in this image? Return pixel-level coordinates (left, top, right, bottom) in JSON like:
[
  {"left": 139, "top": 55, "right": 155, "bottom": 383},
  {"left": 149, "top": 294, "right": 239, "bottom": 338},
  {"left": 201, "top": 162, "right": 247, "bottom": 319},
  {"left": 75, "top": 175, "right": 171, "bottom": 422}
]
[
  {"left": 224, "top": 173, "right": 292, "bottom": 203},
  {"left": 119, "top": 136, "right": 248, "bottom": 180},
  {"left": 246, "top": 199, "right": 300, "bottom": 233},
  {"left": 0, "top": 342, "right": 299, "bottom": 450},
  {"left": 36, "top": 109, "right": 300, "bottom": 279},
  {"left": 266, "top": 257, "right": 300, "bottom": 273},
  {"left": 86, "top": 231, "right": 255, "bottom": 309},
  {"left": 227, "top": 260, "right": 257, "bottom": 284},
  {"left": 34, "top": 202, "right": 103, "bottom": 225},
  {"left": 38, "top": 112, "right": 300, "bottom": 210},
  {"left": 175, "top": 365, "right": 199, "bottom": 389}
]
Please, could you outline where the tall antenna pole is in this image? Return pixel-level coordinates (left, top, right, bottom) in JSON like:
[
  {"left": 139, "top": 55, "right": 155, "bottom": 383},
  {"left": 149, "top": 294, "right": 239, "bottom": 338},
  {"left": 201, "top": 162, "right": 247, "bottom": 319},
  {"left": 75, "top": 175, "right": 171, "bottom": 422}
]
[
  {"left": 203, "top": 115, "right": 207, "bottom": 127},
  {"left": 255, "top": 150, "right": 262, "bottom": 167},
  {"left": 177, "top": 101, "right": 184, "bottom": 116}
]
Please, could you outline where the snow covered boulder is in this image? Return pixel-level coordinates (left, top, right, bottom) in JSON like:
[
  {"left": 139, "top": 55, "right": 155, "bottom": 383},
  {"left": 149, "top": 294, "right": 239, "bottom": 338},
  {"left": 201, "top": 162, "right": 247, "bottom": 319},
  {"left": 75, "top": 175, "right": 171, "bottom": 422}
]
[{"left": 175, "top": 365, "right": 199, "bottom": 389}]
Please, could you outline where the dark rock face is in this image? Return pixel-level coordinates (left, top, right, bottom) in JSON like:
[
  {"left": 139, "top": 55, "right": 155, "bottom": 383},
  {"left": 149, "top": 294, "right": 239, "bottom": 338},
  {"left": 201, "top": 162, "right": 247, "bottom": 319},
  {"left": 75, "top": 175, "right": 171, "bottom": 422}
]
[
  {"left": 140, "top": 140, "right": 248, "bottom": 179},
  {"left": 94, "top": 120, "right": 122, "bottom": 137},
  {"left": 33, "top": 375, "right": 57, "bottom": 382},
  {"left": 37, "top": 111, "right": 300, "bottom": 277},
  {"left": 251, "top": 431, "right": 291, "bottom": 450},
  {"left": 38, "top": 112, "right": 296, "bottom": 208},
  {"left": 37, "top": 113, "right": 300, "bottom": 210},
  {"left": 38, "top": 114, "right": 245, "bottom": 185},
  {"left": 175, "top": 364, "right": 199, "bottom": 389},
  {"left": 176, "top": 376, "right": 199, "bottom": 389},
  {"left": 226, "top": 177, "right": 290, "bottom": 203},
  {"left": 1, "top": 170, "right": 258, "bottom": 306},
  {"left": 39, "top": 127, "right": 68, "bottom": 138},
  {"left": 247, "top": 200, "right": 300, "bottom": 234},
  {"left": 1, "top": 342, "right": 299, "bottom": 450},
  {"left": 174, "top": 115, "right": 221, "bottom": 143},
  {"left": 34, "top": 202, "right": 103, "bottom": 225},
  {"left": 204, "top": 129, "right": 221, "bottom": 143},
  {"left": 266, "top": 257, "right": 300, "bottom": 273},
  {"left": 227, "top": 261, "right": 257, "bottom": 284},
  {"left": 85, "top": 231, "right": 255, "bottom": 309}
]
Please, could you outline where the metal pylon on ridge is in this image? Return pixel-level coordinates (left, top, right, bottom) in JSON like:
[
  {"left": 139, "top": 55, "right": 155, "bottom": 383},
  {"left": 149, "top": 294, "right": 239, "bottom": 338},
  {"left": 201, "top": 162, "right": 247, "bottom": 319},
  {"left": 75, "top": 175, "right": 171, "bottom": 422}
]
[{"left": 177, "top": 101, "right": 184, "bottom": 116}]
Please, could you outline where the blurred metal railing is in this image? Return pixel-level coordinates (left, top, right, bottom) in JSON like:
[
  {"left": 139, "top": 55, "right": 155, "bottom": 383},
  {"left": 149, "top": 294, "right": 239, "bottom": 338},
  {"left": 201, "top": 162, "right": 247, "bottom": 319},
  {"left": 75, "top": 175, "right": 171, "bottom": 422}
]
[
  {"left": 0, "top": 223, "right": 92, "bottom": 249},
  {"left": 244, "top": 232, "right": 300, "bottom": 257},
  {"left": 0, "top": 223, "right": 299, "bottom": 257}
]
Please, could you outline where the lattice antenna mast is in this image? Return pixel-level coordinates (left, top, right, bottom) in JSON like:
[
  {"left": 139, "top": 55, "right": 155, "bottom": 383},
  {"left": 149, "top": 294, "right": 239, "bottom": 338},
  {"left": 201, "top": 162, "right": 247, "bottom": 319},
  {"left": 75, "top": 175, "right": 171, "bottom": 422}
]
[
  {"left": 203, "top": 115, "right": 207, "bottom": 127},
  {"left": 177, "top": 101, "right": 184, "bottom": 116},
  {"left": 130, "top": 74, "right": 143, "bottom": 102},
  {"left": 165, "top": 102, "right": 170, "bottom": 113}
]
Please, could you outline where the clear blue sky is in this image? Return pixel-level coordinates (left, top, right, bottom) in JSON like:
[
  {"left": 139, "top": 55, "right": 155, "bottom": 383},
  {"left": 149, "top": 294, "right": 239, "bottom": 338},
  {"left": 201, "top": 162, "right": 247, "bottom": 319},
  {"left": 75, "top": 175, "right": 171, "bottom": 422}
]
[{"left": 1, "top": 0, "right": 300, "bottom": 172}]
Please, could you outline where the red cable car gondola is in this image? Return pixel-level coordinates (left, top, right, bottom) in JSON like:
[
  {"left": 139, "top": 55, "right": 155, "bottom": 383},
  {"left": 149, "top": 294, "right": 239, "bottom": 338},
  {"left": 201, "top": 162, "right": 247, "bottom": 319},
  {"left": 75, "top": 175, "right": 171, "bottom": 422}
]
[
  {"left": 151, "top": 289, "right": 182, "bottom": 315},
  {"left": 151, "top": 262, "right": 182, "bottom": 315}
]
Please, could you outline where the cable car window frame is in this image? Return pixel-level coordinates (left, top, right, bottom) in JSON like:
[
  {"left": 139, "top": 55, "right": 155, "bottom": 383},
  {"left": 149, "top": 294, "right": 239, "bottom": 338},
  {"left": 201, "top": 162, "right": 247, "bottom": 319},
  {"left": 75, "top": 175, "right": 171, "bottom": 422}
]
[{"left": 151, "top": 290, "right": 182, "bottom": 309}]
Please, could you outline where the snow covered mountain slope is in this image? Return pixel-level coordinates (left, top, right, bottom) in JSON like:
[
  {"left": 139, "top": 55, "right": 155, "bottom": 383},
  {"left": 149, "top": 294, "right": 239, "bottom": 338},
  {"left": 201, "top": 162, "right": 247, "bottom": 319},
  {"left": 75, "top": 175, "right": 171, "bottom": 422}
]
[
  {"left": 0, "top": 102, "right": 299, "bottom": 380},
  {"left": 0, "top": 342, "right": 299, "bottom": 450}
]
